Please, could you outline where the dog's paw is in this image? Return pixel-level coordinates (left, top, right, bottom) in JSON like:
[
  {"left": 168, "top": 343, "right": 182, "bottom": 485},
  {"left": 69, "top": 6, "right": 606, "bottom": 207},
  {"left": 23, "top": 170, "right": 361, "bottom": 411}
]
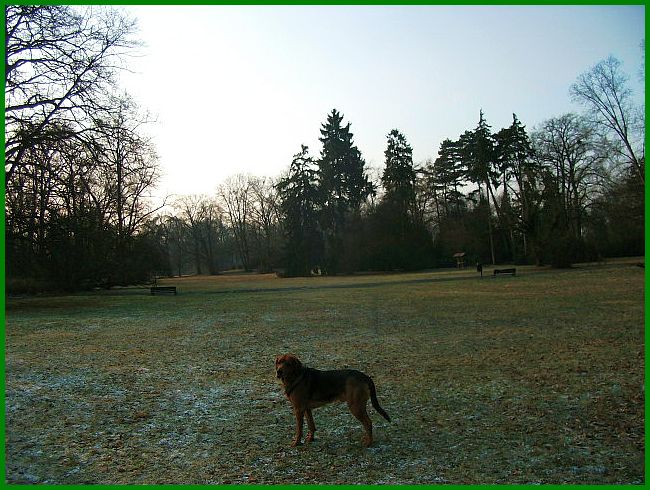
[
  {"left": 290, "top": 439, "right": 303, "bottom": 447},
  {"left": 305, "top": 433, "right": 315, "bottom": 443},
  {"left": 362, "top": 436, "right": 373, "bottom": 448}
]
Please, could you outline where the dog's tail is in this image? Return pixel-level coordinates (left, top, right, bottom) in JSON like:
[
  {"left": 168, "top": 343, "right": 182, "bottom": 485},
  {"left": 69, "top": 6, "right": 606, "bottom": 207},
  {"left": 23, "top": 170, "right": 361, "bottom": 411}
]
[{"left": 367, "top": 377, "right": 391, "bottom": 422}]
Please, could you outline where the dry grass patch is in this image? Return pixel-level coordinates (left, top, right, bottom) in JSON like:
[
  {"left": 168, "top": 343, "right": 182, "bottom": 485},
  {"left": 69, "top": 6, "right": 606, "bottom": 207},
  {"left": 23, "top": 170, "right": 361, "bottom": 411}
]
[{"left": 5, "top": 262, "right": 644, "bottom": 483}]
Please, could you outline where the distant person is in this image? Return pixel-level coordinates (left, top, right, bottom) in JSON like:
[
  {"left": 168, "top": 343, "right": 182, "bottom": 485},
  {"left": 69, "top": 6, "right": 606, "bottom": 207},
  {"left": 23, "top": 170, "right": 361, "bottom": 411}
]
[{"left": 476, "top": 262, "right": 483, "bottom": 278}]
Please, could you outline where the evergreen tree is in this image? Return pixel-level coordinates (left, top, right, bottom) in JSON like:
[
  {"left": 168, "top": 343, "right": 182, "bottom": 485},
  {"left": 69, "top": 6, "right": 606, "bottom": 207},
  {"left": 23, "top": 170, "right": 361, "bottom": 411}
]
[
  {"left": 317, "top": 109, "right": 373, "bottom": 273},
  {"left": 382, "top": 129, "right": 416, "bottom": 218},
  {"left": 378, "top": 129, "right": 416, "bottom": 266},
  {"left": 460, "top": 110, "right": 498, "bottom": 264},
  {"left": 428, "top": 138, "right": 466, "bottom": 218},
  {"left": 463, "top": 111, "right": 497, "bottom": 189},
  {"left": 276, "top": 145, "right": 322, "bottom": 276},
  {"left": 367, "top": 129, "right": 433, "bottom": 271},
  {"left": 494, "top": 114, "right": 536, "bottom": 262}
]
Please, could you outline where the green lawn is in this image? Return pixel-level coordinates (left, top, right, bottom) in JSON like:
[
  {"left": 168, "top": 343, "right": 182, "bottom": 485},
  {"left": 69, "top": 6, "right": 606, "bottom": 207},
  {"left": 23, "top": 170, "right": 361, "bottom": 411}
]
[{"left": 5, "top": 261, "right": 645, "bottom": 484}]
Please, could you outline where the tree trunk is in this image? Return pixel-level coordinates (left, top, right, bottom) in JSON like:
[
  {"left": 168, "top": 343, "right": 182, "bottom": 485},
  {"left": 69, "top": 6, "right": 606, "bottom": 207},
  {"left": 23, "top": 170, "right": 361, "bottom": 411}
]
[{"left": 484, "top": 182, "right": 496, "bottom": 265}]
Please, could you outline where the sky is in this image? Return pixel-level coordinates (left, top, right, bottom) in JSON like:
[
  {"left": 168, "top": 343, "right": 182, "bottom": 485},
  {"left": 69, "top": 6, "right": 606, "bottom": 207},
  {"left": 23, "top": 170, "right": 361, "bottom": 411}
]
[{"left": 117, "top": 5, "right": 645, "bottom": 200}]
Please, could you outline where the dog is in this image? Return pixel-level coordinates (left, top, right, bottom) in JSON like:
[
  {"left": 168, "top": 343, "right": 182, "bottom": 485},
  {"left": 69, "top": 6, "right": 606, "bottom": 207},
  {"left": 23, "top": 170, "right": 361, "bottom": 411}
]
[{"left": 274, "top": 354, "right": 390, "bottom": 447}]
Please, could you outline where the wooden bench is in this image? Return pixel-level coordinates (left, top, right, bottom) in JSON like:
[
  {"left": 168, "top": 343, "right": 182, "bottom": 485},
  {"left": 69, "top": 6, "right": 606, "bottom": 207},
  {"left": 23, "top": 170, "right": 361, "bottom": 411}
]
[
  {"left": 150, "top": 286, "right": 177, "bottom": 295},
  {"left": 493, "top": 268, "right": 516, "bottom": 277}
]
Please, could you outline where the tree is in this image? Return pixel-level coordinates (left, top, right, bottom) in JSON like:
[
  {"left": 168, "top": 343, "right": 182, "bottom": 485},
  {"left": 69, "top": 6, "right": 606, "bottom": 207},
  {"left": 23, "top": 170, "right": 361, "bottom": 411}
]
[
  {"left": 318, "top": 109, "right": 374, "bottom": 211},
  {"left": 382, "top": 129, "right": 416, "bottom": 218},
  {"left": 570, "top": 56, "right": 645, "bottom": 184},
  {"left": 424, "top": 138, "right": 466, "bottom": 220},
  {"left": 531, "top": 113, "right": 610, "bottom": 266},
  {"left": 589, "top": 169, "right": 644, "bottom": 258},
  {"left": 276, "top": 145, "right": 321, "bottom": 276},
  {"left": 173, "top": 195, "right": 227, "bottom": 276},
  {"left": 494, "top": 114, "right": 536, "bottom": 262},
  {"left": 3, "top": 6, "right": 166, "bottom": 292},
  {"left": 79, "top": 95, "right": 161, "bottom": 285},
  {"left": 361, "top": 129, "right": 434, "bottom": 271},
  {"left": 5, "top": 121, "right": 162, "bottom": 290},
  {"left": 5, "top": 6, "right": 139, "bottom": 185},
  {"left": 317, "top": 109, "right": 373, "bottom": 273},
  {"left": 460, "top": 111, "right": 498, "bottom": 264},
  {"left": 249, "top": 177, "right": 281, "bottom": 273},
  {"left": 160, "top": 215, "right": 188, "bottom": 277},
  {"left": 94, "top": 96, "right": 161, "bottom": 239},
  {"left": 219, "top": 175, "right": 255, "bottom": 271}
]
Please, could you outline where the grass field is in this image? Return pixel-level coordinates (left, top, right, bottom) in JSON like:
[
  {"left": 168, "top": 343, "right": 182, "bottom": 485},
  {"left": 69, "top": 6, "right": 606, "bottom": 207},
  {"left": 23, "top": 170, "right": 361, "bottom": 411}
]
[{"left": 5, "top": 260, "right": 645, "bottom": 484}]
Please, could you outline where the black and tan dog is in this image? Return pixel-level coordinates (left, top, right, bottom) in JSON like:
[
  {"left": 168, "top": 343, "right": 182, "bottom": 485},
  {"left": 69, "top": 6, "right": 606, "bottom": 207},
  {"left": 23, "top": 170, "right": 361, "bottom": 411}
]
[{"left": 275, "top": 354, "right": 391, "bottom": 447}]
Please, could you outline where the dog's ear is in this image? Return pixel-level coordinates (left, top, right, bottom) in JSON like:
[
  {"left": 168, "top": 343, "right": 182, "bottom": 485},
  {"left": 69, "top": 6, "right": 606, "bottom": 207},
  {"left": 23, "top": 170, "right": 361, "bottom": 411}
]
[{"left": 287, "top": 354, "right": 302, "bottom": 370}]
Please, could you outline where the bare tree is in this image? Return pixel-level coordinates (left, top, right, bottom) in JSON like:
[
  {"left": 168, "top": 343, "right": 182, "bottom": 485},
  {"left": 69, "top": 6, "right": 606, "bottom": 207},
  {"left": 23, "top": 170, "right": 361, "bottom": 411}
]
[
  {"left": 218, "top": 175, "right": 254, "bottom": 271},
  {"left": 173, "top": 195, "right": 227, "bottom": 275},
  {"left": 174, "top": 195, "right": 208, "bottom": 275},
  {"left": 570, "top": 56, "right": 645, "bottom": 184},
  {"left": 532, "top": 113, "right": 610, "bottom": 241},
  {"left": 197, "top": 197, "right": 226, "bottom": 275},
  {"left": 4, "top": 7, "right": 170, "bottom": 291},
  {"left": 5, "top": 5, "right": 139, "bottom": 184},
  {"left": 5, "top": 131, "right": 70, "bottom": 272},
  {"left": 92, "top": 94, "right": 162, "bottom": 240},
  {"left": 249, "top": 176, "right": 281, "bottom": 273},
  {"left": 159, "top": 214, "right": 187, "bottom": 277}
]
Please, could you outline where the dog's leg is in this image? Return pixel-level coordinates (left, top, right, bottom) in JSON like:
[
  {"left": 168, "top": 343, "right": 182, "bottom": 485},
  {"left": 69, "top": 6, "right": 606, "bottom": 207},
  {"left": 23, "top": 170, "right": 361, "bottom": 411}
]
[
  {"left": 305, "top": 409, "right": 316, "bottom": 443},
  {"left": 291, "top": 407, "right": 305, "bottom": 446},
  {"left": 348, "top": 401, "right": 373, "bottom": 447}
]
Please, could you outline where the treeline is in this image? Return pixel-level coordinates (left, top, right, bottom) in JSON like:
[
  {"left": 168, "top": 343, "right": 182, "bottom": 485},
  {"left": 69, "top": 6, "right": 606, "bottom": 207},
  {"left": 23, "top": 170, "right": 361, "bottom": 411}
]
[
  {"left": 157, "top": 95, "right": 642, "bottom": 279},
  {"left": 5, "top": 6, "right": 164, "bottom": 292},
  {"left": 157, "top": 176, "right": 283, "bottom": 277},
  {"left": 5, "top": 6, "right": 644, "bottom": 291}
]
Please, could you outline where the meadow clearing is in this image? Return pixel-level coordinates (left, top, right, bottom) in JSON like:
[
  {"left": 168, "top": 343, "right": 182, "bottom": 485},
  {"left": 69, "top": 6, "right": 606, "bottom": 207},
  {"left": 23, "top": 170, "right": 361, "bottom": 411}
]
[{"left": 5, "top": 260, "right": 645, "bottom": 484}]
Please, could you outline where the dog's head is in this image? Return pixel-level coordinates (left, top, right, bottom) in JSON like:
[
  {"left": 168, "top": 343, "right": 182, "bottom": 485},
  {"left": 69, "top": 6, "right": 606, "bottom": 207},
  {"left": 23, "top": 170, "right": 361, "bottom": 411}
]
[{"left": 275, "top": 354, "right": 302, "bottom": 380}]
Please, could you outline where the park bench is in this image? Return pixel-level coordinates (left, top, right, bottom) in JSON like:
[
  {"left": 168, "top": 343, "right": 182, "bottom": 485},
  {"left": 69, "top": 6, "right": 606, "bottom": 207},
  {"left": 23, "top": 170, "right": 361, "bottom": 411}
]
[
  {"left": 493, "top": 268, "right": 516, "bottom": 277},
  {"left": 150, "top": 286, "right": 177, "bottom": 295}
]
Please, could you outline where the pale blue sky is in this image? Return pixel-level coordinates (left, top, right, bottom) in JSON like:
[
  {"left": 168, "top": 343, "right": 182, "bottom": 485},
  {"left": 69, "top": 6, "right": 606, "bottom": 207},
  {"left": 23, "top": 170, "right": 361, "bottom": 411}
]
[{"left": 118, "top": 5, "right": 645, "bottom": 198}]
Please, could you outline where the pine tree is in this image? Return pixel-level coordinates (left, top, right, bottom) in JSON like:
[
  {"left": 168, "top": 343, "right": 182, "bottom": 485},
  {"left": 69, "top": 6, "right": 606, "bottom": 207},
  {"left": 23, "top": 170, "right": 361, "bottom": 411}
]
[
  {"left": 429, "top": 138, "right": 466, "bottom": 218},
  {"left": 369, "top": 129, "right": 433, "bottom": 271},
  {"left": 276, "top": 145, "right": 321, "bottom": 276},
  {"left": 494, "top": 114, "right": 536, "bottom": 261},
  {"left": 460, "top": 110, "right": 498, "bottom": 264},
  {"left": 382, "top": 129, "right": 416, "bottom": 218},
  {"left": 317, "top": 109, "right": 373, "bottom": 273},
  {"left": 464, "top": 110, "right": 497, "bottom": 191}
]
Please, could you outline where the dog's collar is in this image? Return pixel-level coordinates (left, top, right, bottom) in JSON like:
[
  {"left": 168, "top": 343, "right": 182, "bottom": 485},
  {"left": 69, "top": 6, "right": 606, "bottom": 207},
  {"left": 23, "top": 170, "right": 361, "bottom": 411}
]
[{"left": 284, "top": 372, "right": 306, "bottom": 397}]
